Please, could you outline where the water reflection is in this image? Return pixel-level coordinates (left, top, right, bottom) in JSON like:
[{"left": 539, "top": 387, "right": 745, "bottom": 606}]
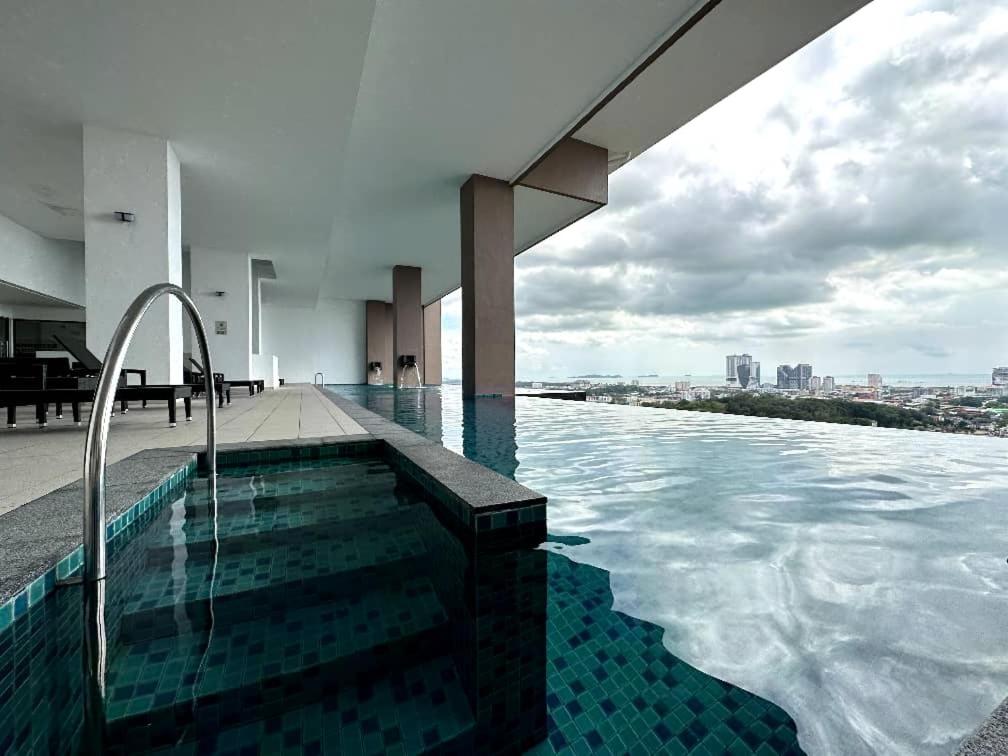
[
  {"left": 332, "top": 385, "right": 806, "bottom": 755},
  {"left": 462, "top": 397, "right": 519, "bottom": 480}
]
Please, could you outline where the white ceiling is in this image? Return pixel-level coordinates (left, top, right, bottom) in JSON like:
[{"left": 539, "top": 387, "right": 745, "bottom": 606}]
[
  {"left": 0, "top": 279, "right": 83, "bottom": 308},
  {"left": 575, "top": 0, "right": 872, "bottom": 159},
  {"left": 0, "top": 0, "right": 376, "bottom": 302},
  {"left": 0, "top": 0, "right": 869, "bottom": 307}
]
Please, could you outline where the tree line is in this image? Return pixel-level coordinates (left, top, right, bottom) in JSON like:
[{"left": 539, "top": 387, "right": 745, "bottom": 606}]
[{"left": 653, "top": 394, "right": 937, "bottom": 429}]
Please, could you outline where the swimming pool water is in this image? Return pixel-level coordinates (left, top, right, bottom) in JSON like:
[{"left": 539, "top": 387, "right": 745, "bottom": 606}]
[
  {"left": 0, "top": 448, "right": 800, "bottom": 754},
  {"left": 332, "top": 384, "right": 1008, "bottom": 756}
]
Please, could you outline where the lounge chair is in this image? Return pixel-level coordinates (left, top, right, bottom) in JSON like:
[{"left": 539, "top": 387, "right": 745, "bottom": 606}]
[
  {"left": 52, "top": 334, "right": 148, "bottom": 408},
  {"left": 189, "top": 357, "right": 262, "bottom": 396},
  {"left": 54, "top": 333, "right": 227, "bottom": 409},
  {"left": 0, "top": 385, "right": 193, "bottom": 428}
]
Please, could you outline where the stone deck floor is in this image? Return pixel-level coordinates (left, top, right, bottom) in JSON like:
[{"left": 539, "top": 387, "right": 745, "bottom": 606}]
[{"left": 0, "top": 384, "right": 364, "bottom": 515}]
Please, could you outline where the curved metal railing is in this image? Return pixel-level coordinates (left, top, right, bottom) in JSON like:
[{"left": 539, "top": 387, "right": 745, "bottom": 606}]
[
  {"left": 81, "top": 283, "right": 217, "bottom": 752},
  {"left": 314, "top": 372, "right": 325, "bottom": 386}
]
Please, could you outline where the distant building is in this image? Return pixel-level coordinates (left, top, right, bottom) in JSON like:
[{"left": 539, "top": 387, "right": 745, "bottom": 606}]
[
  {"left": 776, "top": 365, "right": 791, "bottom": 389},
  {"left": 777, "top": 363, "right": 813, "bottom": 390},
  {"left": 726, "top": 355, "right": 740, "bottom": 385},
  {"left": 867, "top": 373, "right": 883, "bottom": 388},
  {"left": 994, "top": 367, "right": 1008, "bottom": 386},
  {"left": 796, "top": 364, "right": 812, "bottom": 390},
  {"left": 674, "top": 380, "right": 690, "bottom": 392},
  {"left": 822, "top": 376, "right": 836, "bottom": 393},
  {"left": 726, "top": 354, "right": 754, "bottom": 387},
  {"left": 810, "top": 376, "right": 821, "bottom": 393},
  {"left": 751, "top": 361, "right": 761, "bottom": 386}
]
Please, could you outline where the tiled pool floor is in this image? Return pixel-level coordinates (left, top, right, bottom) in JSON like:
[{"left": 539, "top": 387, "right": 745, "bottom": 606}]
[{"left": 532, "top": 547, "right": 802, "bottom": 755}]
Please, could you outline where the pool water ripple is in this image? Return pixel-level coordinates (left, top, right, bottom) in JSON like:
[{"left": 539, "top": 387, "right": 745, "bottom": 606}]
[{"left": 334, "top": 385, "right": 1008, "bottom": 756}]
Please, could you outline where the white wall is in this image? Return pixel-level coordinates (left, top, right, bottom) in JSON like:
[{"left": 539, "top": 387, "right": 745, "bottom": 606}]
[
  {"left": 261, "top": 299, "right": 365, "bottom": 384},
  {"left": 83, "top": 125, "right": 182, "bottom": 384},
  {"left": 0, "top": 212, "right": 85, "bottom": 305},
  {"left": 189, "top": 247, "right": 252, "bottom": 379}
]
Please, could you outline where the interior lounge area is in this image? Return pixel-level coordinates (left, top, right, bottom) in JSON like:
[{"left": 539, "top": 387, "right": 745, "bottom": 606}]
[{"left": 0, "top": 0, "right": 870, "bottom": 511}]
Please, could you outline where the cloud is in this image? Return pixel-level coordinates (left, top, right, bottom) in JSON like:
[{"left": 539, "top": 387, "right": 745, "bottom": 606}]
[{"left": 443, "top": 0, "right": 1008, "bottom": 379}]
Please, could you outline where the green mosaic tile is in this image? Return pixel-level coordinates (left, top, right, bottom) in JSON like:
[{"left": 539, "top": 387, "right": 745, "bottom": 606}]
[
  {"left": 143, "top": 656, "right": 474, "bottom": 756},
  {"left": 122, "top": 513, "right": 430, "bottom": 617},
  {"left": 526, "top": 553, "right": 804, "bottom": 756},
  {"left": 106, "top": 574, "right": 448, "bottom": 722}
]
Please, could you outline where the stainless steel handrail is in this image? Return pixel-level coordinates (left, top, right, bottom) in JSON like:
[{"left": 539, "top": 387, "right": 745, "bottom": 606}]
[
  {"left": 81, "top": 283, "right": 217, "bottom": 752},
  {"left": 313, "top": 372, "right": 325, "bottom": 386}
]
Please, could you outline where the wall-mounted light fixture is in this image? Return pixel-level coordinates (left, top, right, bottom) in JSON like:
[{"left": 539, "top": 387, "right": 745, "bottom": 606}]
[{"left": 114, "top": 211, "right": 135, "bottom": 223}]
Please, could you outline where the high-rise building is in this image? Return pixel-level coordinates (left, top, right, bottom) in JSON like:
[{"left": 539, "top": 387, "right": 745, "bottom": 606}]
[
  {"left": 726, "top": 354, "right": 754, "bottom": 388},
  {"left": 726, "top": 355, "right": 740, "bottom": 385},
  {"left": 993, "top": 367, "right": 1008, "bottom": 386},
  {"left": 810, "top": 376, "right": 821, "bottom": 393},
  {"left": 822, "top": 376, "right": 836, "bottom": 393},
  {"left": 674, "top": 380, "right": 690, "bottom": 392},
  {"left": 777, "top": 363, "right": 813, "bottom": 390},
  {"left": 796, "top": 364, "right": 812, "bottom": 390},
  {"left": 867, "top": 373, "right": 883, "bottom": 388},
  {"left": 777, "top": 365, "right": 790, "bottom": 389},
  {"left": 751, "top": 361, "right": 761, "bottom": 387}
]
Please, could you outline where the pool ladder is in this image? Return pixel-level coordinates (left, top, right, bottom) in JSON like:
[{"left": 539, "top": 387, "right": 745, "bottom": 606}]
[
  {"left": 314, "top": 371, "right": 325, "bottom": 387},
  {"left": 79, "top": 283, "right": 219, "bottom": 753}
]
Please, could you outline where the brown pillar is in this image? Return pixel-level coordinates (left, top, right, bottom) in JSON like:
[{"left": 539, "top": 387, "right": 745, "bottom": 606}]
[
  {"left": 423, "top": 299, "right": 442, "bottom": 385},
  {"left": 365, "top": 300, "right": 393, "bottom": 384},
  {"left": 392, "top": 265, "right": 423, "bottom": 385},
  {"left": 461, "top": 175, "right": 514, "bottom": 397}
]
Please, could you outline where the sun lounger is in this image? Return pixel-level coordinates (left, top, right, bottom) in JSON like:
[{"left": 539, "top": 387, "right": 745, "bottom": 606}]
[
  {"left": 0, "top": 384, "right": 193, "bottom": 428},
  {"left": 189, "top": 358, "right": 262, "bottom": 396}
]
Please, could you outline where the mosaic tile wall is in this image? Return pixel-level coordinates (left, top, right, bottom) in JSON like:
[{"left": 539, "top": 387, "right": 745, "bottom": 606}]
[
  {"left": 417, "top": 494, "right": 548, "bottom": 755},
  {"left": 0, "top": 467, "right": 194, "bottom": 756}
]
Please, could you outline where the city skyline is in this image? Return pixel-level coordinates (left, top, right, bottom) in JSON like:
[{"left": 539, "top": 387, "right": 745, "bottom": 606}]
[{"left": 440, "top": 0, "right": 1008, "bottom": 382}]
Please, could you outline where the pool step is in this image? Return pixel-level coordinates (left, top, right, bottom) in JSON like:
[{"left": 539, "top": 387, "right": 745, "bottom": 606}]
[
  {"left": 120, "top": 511, "right": 433, "bottom": 643},
  {"left": 186, "top": 474, "right": 401, "bottom": 514},
  {"left": 197, "top": 462, "right": 397, "bottom": 504},
  {"left": 106, "top": 578, "right": 458, "bottom": 754},
  {"left": 136, "top": 656, "right": 475, "bottom": 756},
  {"left": 145, "top": 498, "right": 416, "bottom": 565}
]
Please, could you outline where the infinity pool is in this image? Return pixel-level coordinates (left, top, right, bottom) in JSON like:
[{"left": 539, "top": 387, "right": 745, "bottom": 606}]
[{"left": 332, "top": 384, "right": 1008, "bottom": 756}]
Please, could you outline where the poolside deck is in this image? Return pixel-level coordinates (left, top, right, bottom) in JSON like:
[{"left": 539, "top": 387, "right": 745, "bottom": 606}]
[{"left": 0, "top": 384, "right": 363, "bottom": 515}]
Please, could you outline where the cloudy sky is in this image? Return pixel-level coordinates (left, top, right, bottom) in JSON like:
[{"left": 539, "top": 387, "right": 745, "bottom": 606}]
[{"left": 442, "top": 0, "right": 1008, "bottom": 381}]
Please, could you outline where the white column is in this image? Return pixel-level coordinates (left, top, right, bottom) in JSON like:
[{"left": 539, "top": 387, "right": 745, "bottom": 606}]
[
  {"left": 189, "top": 247, "right": 253, "bottom": 380},
  {"left": 83, "top": 125, "right": 183, "bottom": 384}
]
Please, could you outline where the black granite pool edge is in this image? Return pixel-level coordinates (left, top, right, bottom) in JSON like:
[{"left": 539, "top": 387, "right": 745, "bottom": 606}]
[
  {"left": 0, "top": 447, "right": 198, "bottom": 621},
  {"left": 958, "top": 696, "right": 1008, "bottom": 756},
  {"left": 320, "top": 389, "right": 547, "bottom": 527}
]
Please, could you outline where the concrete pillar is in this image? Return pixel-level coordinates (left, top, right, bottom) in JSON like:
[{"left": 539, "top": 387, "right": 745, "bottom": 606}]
[
  {"left": 365, "top": 300, "right": 393, "bottom": 385},
  {"left": 392, "top": 266, "right": 423, "bottom": 386},
  {"left": 461, "top": 175, "right": 514, "bottom": 397},
  {"left": 83, "top": 125, "right": 182, "bottom": 384},
  {"left": 423, "top": 299, "right": 442, "bottom": 385}
]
